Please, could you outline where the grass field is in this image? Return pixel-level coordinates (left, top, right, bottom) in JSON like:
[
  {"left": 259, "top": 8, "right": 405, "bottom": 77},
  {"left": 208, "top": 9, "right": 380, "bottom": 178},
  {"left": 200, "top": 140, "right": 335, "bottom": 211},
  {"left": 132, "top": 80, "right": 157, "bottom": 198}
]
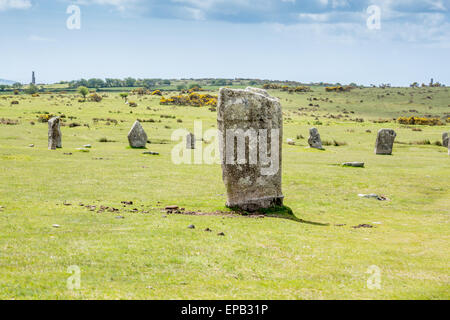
[{"left": 0, "top": 87, "right": 449, "bottom": 299}]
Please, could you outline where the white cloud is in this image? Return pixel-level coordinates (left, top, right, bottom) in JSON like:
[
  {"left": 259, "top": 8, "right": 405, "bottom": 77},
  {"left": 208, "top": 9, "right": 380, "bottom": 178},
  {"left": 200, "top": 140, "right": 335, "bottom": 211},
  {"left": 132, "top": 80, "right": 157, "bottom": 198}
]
[
  {"left": 73, "top": 0, "right": 140, "bottom": 11},
  {"left": 0, "top": 0, "right": 31, "bottom": 11},
  {"left": 29, "top": 35, "right": 55, "bottom": 42}
]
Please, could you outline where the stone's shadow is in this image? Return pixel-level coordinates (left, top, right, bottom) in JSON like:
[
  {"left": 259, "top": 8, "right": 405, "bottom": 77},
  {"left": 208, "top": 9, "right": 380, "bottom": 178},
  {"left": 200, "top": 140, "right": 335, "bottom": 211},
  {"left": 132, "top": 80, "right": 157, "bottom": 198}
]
[{"left": 232, "top": 206, "right": 330, "bottom": 226}]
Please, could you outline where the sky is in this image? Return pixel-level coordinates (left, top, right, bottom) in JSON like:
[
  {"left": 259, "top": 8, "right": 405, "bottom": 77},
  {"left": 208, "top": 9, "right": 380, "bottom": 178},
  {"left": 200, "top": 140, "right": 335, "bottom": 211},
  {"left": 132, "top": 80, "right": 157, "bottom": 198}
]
[{"left": 0, "top": 0, "right": 449, "bottom": 86}]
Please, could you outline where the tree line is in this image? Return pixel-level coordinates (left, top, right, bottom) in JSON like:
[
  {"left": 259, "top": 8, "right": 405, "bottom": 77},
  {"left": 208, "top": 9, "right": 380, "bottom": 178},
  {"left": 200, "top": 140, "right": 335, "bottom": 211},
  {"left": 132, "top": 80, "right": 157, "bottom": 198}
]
[{"left": 65, "top": 78, "right": 171, "bottom": 89}]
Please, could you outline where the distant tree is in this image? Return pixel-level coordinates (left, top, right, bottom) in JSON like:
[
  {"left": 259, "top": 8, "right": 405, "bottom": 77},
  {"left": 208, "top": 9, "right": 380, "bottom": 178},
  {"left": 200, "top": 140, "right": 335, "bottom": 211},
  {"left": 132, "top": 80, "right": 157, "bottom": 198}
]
[
  {"left": 189, "top": 83, "right": 201, "bottom": 89},
  {"left": 124, "top": 77, "right": 137, "bottom": 87},
  {"left": 0, "top": 85, "right": 7, "bottom": 91},
  {"left": 77, "top": 86, "right": 89, "bottom": 100},
  {"left": 142, "top": 79, "right": 155, "bottom": 89},
  {"left": 87, "top": 78, "right": 105, "bottom": 89},
  {"left": 12, "top": 82, "right": 22, "bottom": 89},
  {"left": 177, "top": 84, "right": 187, "bottom": 91}
]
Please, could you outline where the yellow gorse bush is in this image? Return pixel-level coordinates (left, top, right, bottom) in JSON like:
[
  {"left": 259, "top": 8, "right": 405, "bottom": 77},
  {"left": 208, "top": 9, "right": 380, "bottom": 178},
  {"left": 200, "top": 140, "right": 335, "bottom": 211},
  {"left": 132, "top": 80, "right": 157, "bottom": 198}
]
[
  {"left": 325, "top": 86, "right": 354, "bottom": 92},
  {"left": 397, "top": 116, "right": 444, "bottom": 126},
  {"left": 160, "top": 93, "right": 217, "bottom": 107}
]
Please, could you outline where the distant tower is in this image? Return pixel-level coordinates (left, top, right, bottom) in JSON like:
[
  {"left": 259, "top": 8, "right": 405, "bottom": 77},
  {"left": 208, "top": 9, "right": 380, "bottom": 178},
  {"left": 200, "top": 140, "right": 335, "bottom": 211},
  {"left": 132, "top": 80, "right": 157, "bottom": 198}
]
[
  {"left": 32, "top": 71, "right": 36, "bottom": 85},
  {"left": 430, "top": 78, "right": 434, "bottom": 86}
]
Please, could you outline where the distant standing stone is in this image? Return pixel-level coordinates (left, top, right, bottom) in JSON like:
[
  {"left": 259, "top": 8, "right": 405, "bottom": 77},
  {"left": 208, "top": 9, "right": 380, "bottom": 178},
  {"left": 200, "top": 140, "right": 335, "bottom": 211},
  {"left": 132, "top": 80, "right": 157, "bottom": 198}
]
[
  {"left": 186, "top": 133, "right": 195, "bottom": 149},
  {"left": 308, "top": 127, "right": 324, "bottom": 150},
  {"left": 375, "top": 129, "right": 396, "bottom": 155},
  {"left": 217, "top": 87, "right": 284, "bottom": 212},
  {"left": 443, "top": 132, "right": 449, "bottom": 148},
  {"left": 48, "top": 117, "right": 62, "bottom": 150},
  {"left": 128, "top": 120, "right": 147, "bottom": 148}
]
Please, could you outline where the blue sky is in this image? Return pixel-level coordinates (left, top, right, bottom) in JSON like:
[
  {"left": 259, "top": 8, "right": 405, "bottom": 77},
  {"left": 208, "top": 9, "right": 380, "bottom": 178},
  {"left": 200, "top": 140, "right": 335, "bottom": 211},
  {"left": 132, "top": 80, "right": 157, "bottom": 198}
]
[{"left": 0, "top": 0, "right": 449, "bottom": 86}]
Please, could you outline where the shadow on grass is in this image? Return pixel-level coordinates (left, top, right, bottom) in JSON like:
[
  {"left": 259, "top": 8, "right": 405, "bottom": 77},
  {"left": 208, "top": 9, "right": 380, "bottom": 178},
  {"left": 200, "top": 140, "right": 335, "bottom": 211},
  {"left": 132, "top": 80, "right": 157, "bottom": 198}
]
[{"left": 234, "top": 206, "right": 330, "bottom": 227}]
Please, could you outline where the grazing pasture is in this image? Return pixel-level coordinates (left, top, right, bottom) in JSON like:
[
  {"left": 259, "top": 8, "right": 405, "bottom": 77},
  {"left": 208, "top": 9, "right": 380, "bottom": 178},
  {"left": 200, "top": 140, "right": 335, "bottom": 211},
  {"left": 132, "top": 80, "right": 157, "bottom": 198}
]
[{"left": 0, "top": 86, "right": 448, "bottom": 299}]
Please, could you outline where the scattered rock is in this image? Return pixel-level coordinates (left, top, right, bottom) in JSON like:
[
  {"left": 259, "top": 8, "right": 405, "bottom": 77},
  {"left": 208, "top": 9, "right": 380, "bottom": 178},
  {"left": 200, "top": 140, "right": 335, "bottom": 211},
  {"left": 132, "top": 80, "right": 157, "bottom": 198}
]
[
  {"left": 115, "top": 216, "right": 125, "bottom": 219},
  {"left": 217, "top": 232, "right": 225, "bottom": 236},
  {"left": 352, "top": 224, "right": 374, "bottom": 229},
  {"left": 358, "top": 194, "right": 388, "bottom": 201},
  {"left": 165, "top": 205, "right": 179, "bottom": 210},
  {"left": 63, "top": 153, "right": 73, "bottom": 156},
  {"left": 287, "top": 138, "right": 295, "bottom": 145},
  {"left": 76, "top": 148, "right": 90, "bottom": 152},
  {"left": 205, "top": 228, "right": 212, "bottom": 232},
  {"left": 28, "top": 144, "right": 34, "bottom": 148},
  {"left": 342, "top": 162, "right": 365, "bottom": 168},
  {"left": 83, "top": 144, "right": 92, "bottom": 148},
  {"left": 188, "top": 225, "right": 195, "bottom": 229},
  {"left": 122, "top": 201, "right": 133, "bottom": 205},
  {"left": 52, "top": 224, "right": 61, "bottom": 228},
  {"left": 143, "top": 151, "right": 159, "bottom": 155}
]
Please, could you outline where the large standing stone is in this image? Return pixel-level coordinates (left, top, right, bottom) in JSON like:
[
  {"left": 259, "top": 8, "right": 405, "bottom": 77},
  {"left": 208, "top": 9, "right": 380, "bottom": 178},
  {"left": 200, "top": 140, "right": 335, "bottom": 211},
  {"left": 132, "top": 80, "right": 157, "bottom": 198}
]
[
  {"left": 48, "top": 117, "right": 62, "bottom": 150},
  {"left": 217, "top": 87, "right": 283, "bottom": 212},
  {"left": 128, "top": 120, "right": 147, "bottom": 148},
  {"left": 308, "top": 127, "right": 324, "bottom": 150},
  {"left": 375, "top": 129, "right": 396, "bottom": 155},
  {"left": 186, "top": 133, "right": 195, "bottom": 149},
  {"left": 443, "top": 132, "right": 449, "bottom": 148}
]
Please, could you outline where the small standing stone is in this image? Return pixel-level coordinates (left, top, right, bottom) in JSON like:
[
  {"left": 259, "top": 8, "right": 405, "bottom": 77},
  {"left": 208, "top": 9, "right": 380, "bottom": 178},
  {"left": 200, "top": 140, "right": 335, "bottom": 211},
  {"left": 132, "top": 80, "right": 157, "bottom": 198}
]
[
  {"left": 186, "top": 133, "right": 195, "bottom": 149},
  {"left": 375, "top": 129, "right": 396, "bottom": 155},
  {"left": 443, "top": 132, "right": 449, "bottom": 148},
  {"left": 308, "top": 127, "right": 324, "bottom": 150},
  {"left": 128, "top": 120, "right": 147, "bottom": 148},
  {"left": 48, "top": 117, "right": 62, "bottom": 150}
]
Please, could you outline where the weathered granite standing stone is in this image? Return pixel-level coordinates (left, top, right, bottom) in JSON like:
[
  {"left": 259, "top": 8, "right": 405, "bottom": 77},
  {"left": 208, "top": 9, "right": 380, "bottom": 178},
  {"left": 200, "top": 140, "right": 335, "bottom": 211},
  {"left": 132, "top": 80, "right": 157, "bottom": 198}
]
[
  {"left": 186, "top": 133, "right": 195, "bottom": 149},
  {"left": 48, "top": 117, "right": 62, "bottom": 150},
  {"left": 375, "top": 129, "right": 396, "bottom": 155},
  {"left": 217, "top": 87, "right": 283, "bottom": 212},
  {"left": 443, "top": 132, "right": 449, "bottom": 148},
  {"left": 128, "top": 120, "right": 147, "bottom": 148},
  {"left": 308, "top": 127, "right": 324, "bottom": 150}
]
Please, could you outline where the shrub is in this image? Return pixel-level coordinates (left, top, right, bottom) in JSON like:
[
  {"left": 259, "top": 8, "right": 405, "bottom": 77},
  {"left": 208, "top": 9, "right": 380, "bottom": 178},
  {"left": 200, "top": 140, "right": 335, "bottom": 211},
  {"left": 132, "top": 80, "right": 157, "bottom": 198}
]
[
  {"left": 37, "top": 114, "right": 54, "bottom": 123},
  {"left": 325, "top": 86, "right": 354, "bottom": 92},
  {"left": 160, "top": 93, "right": 217, "bottom": 107},
  {"left": 88, "top": 93, "right": 103, "bottom": 102},
  {"left": 10, "top": 101, "right": 19, "bottom": 105},
  {"left": 0, "top": 118, "right": 19, "bottom": 125},
  {"left": 397, "top": 116, "right": 443, "bottom": 126},
  {"left": 128, "top": 101, "right": 138, "bottom": 107},
  {"left": 77, "top": 86, "right": 89, "bottom": 100},
  {"left": 151, "top": 90, "right": 162, "bottom": 96}
]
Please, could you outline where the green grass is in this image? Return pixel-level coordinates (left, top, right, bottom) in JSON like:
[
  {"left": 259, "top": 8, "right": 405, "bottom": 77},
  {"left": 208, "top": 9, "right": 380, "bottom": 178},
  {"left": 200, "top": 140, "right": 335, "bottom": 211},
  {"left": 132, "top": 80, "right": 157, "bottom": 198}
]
[{"left": 0, "top": 87, "right": 449, "bottom": 299}]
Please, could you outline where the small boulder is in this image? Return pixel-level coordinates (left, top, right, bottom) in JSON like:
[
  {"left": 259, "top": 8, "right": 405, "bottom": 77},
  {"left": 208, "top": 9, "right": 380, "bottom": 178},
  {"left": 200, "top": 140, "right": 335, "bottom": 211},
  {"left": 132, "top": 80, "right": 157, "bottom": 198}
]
[{"left": 342, "top": 162, "right": 365, "bottom": 168}]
